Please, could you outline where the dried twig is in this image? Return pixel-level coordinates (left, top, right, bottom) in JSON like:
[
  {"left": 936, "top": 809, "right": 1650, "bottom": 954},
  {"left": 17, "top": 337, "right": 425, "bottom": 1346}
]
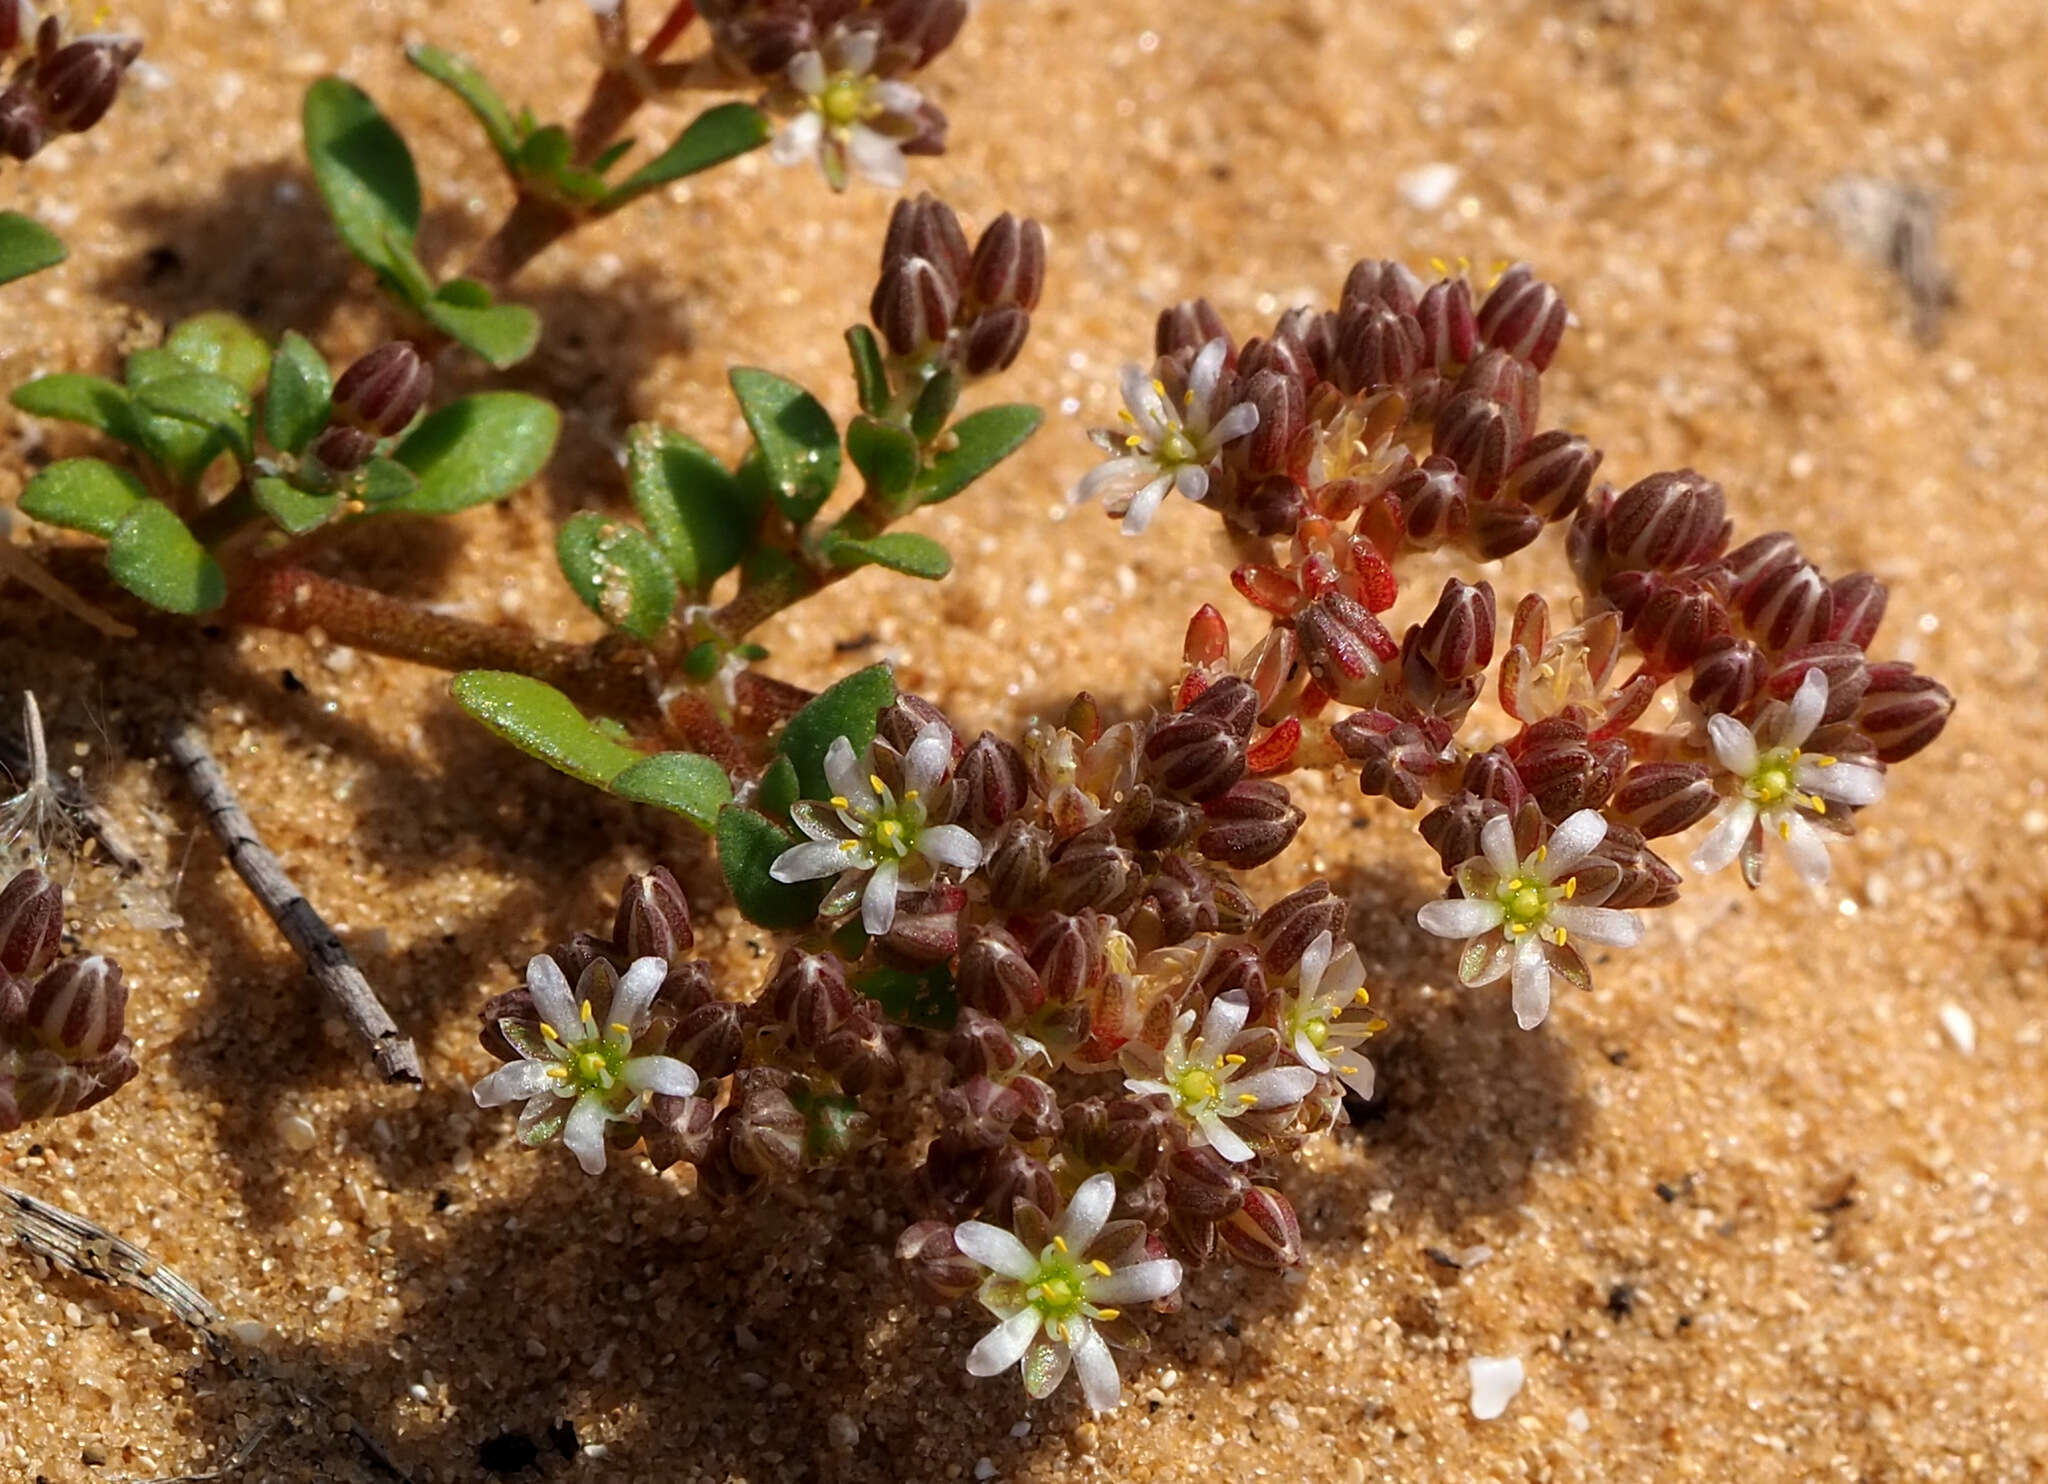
[
  {"left": 2, "top": 1182, "right": 410, "bottom": 1482},
  {"left": 162, "top": 719, "right": 422, "bottom": 1085},
  {"left": 1, "top": 691, "right": 147, "bottom": 874}
]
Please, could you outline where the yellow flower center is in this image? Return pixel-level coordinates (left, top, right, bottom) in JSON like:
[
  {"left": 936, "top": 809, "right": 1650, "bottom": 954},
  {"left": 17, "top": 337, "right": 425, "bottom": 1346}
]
[{"left": 820, "top": 76, "right": 869, "bottom": 128}]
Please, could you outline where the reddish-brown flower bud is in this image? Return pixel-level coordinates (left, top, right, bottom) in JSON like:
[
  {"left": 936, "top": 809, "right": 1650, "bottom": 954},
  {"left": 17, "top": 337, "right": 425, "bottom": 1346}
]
[
  {"left": 1196, "top": 779, "right": 1303, "bottom": 869},
  {"left": 878, "top": 884, "right": 966, "bottom": 966},
  {"left": 1499, "top": 428, "right": 1600, "bottom": 522},
  {"left": 1738, "top": 557, "right": 1833, "bottom": 654},
  {"left": 897, "top": 1220, "right": 983, "bottom": 1303},
  {"left": 1512, "top": 716, "right": 1624, "bottom": 820},
  {"left": 1235, "top": 473, "right": 1305, "bottom": 537},
  {"left": 1432, "top": 390, "right": 1520, "bottom": 500},
  {"left": 308, "top": 424, "right": 377, "bottom": 473},
  {"left": 1626, "top": 573, "right": 1731, "bottom": 675},
  {"left": 641, "top": 1092, "right": 717, "bottom": 1172},
  {"left": 1029, "top": 912, "right": 1106, "bottom": 1004},
  {"left": 1047, "top": 824, "right": 1139, "bottom": 913},
  {"left": 1274, "top": 305, "right": 1337, "bottom": 378},
  {"left": 611, "top": 865, "right": 693, "bottom": 966},
  {"left": 1164, "top": 1144, "right": 1250, "bottom": 1221},
  {"left": 957, "top": 928, "right": 1043, "bottom": 1021},
  {"left": 1121, "top": 786, "right": 1203, "bottom": 852},
  {"left": 726, "top": 1070, "right": 806, "bottom": 1180},
  {"left": 953, "top": 731, "right": 1027, "bottom": 835},
  {"left": 1331, "top": 301, "right": 1424, "bottom": 395},
  {"left": 1476, "top": 262, "right": 1568, "bottom": 369},
  {"left": 24, "top": 955, "right": 125, "bottom": 1060},
  {"left": 0, "top": 87, "right": 45, "bottom": 161},
  {"left": 1586, "top": 823, "right": 1682, "bottom": 910},
  {"left": 961, "top": 306, "right": 1031, "bottom": 377},
  {"left": 1250, "top": 882, "right": 1348, "bottom": 973},
  {"left": 669, "top": 1001, "right": 742, "bottom": 1080},
  {"left": 1414, "top": 578, "right": 1496, "bottom": 682},
  {"left": 876, "top": 692, "right": 955, "bottom": 756},
  {"left": 1419, "top": 792, "right": 1504, "bottom": 874},
  {"left": 1767, "top": 642, "right": 1870, "bottom": 726},
  {"left": 967, "top": 212, "right": 1045, "bottom": 311},
  {"left": 1610, "top": 762, "right": 1718, "bottom": 839},
  {"left": 1454, "top": 347, "right": 1541, "bottom": 433},
  {"left": 1388, "top": 455, "right": 1469, "bottom": 550},
  {"left": 1687, "top": 635, "right": 1767, "bottom": 717},
  {"left": 1155, "top": 298, "right": 1231, "bottom": 359},
  {"left": 1332, "top": 711, "right": 1441, "bottom": 810},
  {"left": 882, "top": 192, "right": 970, "bottom": 284},
  {"left": 1463, "top": 747, "right": 1529, "bottom": 811},
  {"left": 1416, "top": 276, "right": 1478, "bottom": 371},
  {"left": 878, "top": 0, "right": 971, "bottom": 66},
  {"left": 1241, "top": 368, "right": 1305, "bottom": 476},
  {"left": 1466, "top": 496, "right": 1544, "bottom": 561},
  {"left": 33, "top": 35, "right": 139, "bottom": 135},
  {"left": 984, "top": 818, "right": 1051, "bottom": 910},
  {"left": 1143, "top": 716, "right": 1246, "bottom": 805},
  {"left": 1217, "top": 1185, "right": 1304, "bottom": 1269},
  {"left": 1295, "top": 590, "right": 1398, "bottom": 707},
  {"left": 1857, "top": 663, "right": 1954, "bottom": 763},
  {"left": 813, "top": 1009, "right": 902, "bottom": 1095},
  {"left": 872, "top": 253, "right": 959, "bottom": 356},
  {"left": 947, "top": 1009, "right": 1026, "bottom": 1078},
  {"left": 0, "top": 869, "right": 63, "bottom": 980},
  {"left": 1340, "top": 257, "right": 1423, "bottom": 317},
  {"left": 330, "top": 341, "right": 430, "bottom": 439},
  {"left": 0, "top": 2, "right": 25, "bottom": 53},
  {"left": 760, "top": 948, "right": 853, "bottom": 1050},
  {"left": 1828, "top": 571, "right": 1889, "bottom": 651},
  {"left": 1602, "top": 470, "right": 1729, "bottom": 573},
  {"left": 1723, "top": 530, "right": 1802, "bottom": 596}
]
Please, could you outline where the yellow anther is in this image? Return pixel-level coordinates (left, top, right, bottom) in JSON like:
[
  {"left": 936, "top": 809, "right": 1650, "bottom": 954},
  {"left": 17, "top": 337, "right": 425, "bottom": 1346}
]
[
  {"left": 545, "top": 1065, "right": 569, "bottom": 1079},
  {"left": 1151, "top": 378, "right": 1168, "bottom": 399},
  {"left": 1555, "top": 927, "right": 1569, "bottom": 947},
  {"left": 580, "top": 1000, "right": 595, "bottom": 1023},
  {"left": 1223, "top": 1053, "right": 1246, "bottom": 1066},
  {"left": 870, "top": 774, "right": 886, "bottom": 794},
  {"left": 611, "top": 1023, "right": 631, "bottom": 1037},
  {"left": 1812, "top": 797, "right": 1827, "bottom": 815},
  {"left": 1429, "top": 255, "right": 1450, "bottom": 277},
  {"left": 904, "top": 789, "right": 919, "bottom": 801},
  {"left": 840, "top": 839, "right": 861, "bottom": 853},
  {"left": 1779, "top": 819, "right": 1794, "bottom": 840},
  {"left": 1125, "top": 433, "right": 1145, "bottom": 448},
  {"left": 1340, "top": 1065, "right": 1359, "bottom": 1075},
  {"left": 1816, "top": 754, "right": 1838, "bottom": 767},
  {"left": 1367, "top": 1017, "right": 1389, "bottom": 1033},
  {"left": 1536, "top": 844, "right": 1548, "bottom": 862},
  {"left": 830, "top": 795, "right": 850, "bottom": 809},
  {"left": 1052, "top": 1235, "right": 1068, "bottom": 1254},
  {"left": 1354, "top": 988, "right": 1372, "bottom": 1005},
  {"left": 1118, "top": 408, "right": 1136, "bottom": 424},
  {"left": 1565, "top": 877, "right": 1578, "bottom": 898},
  {"left": 1238, "top": 1092, "right": 1259, "bottom": 1105},
  {"left": 1095, "top": 1308, "right": 1121, "bottom": 1321},
  {"left": 1508, "top": 922, "right": 1528, "bottom": 937},
  {"left": 1183, "top": 388, "right": 1196, "bottom": 408},
  {"left": 540, "top": 1023, "right": 560, "bottom": 1041}
]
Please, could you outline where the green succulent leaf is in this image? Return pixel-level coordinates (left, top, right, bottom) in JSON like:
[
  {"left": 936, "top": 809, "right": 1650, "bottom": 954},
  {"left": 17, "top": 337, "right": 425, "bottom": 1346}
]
[
  {"left": 252, "top": 475, "right": 341, "bottom": 535},
  {"left": 602, "top": 102, "right": 772, "bottom": 211},
  {"left": 909, "top": 367, "right": 959, "bottom": 445},
  {"left": 556, "top": 511, "right": 678, "bottom": 640},
  {"left": 105, "top": 501, "right": 227, "bottom": 614},
  {"left": 353, "top": 457, "right": 421, "bottom": 505},
  {"left": 588, "top": 138, "right": 634, "bottom": 177},
  {"left": 421, "top": 278, "right": 541, "bottom": 369},
  {"left": 755, "top": 753, "right": 801, "bottom": 823},
  {"left": 844, "top": 325, "right": 890, "bottom": 417},
  {"left": 775, "top": 662, "right": 896, "bottom": 802},
  {"left": 10, "top": 374, "right": 136, "bottom": 440},
  {"left": 164, "top": 313, "right": 272, "bottom": 395},
  {"left": 516, "top": 123, "right": 573, "bottom": 178},
  {"left": 825, "top": 530, "right": 952, "bottom": 580},
  {"left": 18, "top": 459, "right": 147, "bottom": 538},
  {"left": 0, "top": 212, "right": 65, "bottom": 286},
  {"left": 449, "top": 670, "right": 645, "bottom": 789},
  {"left": 608, "top": 752, "right": 733, "bottom": 833},
  {"left": 303, "top": 77, "right": 423, "bottom": 289},
  {"left": 626, "top": 424, "right": 762, "bottom": 594},
  {"left": 729, "top": 367, "right": 840, "bottom": 527},
  {"left": 135, "top": 371, "right": 256, "bottom": 464},
  {"left": 918, "top": 403, "right": 1044, "bottom": 504},
  {"left": 845, "top": 415, "right": 920, "bottom": 501},
  {"left": 855, "top": 963, "right": 960, "bottom": 1031},
  {"left": 122, "top": 350, "right": 231, "bottom": 487},
  {"left": 386, "top": 392, "right": 560, "bottom": 515},
  {"left": 263, "top": 331, "right": 334, "bottom": 456},
  {"left": 405, "top": 44, "right": 520, "bottom": 166},
  {"left": 716, "top": 805, "right": 826, "bottom": 930}
]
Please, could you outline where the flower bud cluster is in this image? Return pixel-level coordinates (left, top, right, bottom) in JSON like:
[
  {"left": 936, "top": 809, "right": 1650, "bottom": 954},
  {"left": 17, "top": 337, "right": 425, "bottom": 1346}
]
[
  {"left": 0, "top": 867, "right": 137, "bottom": 1130},
  {"left": 1, "top": 9, "right": 140, "bottom": 163},
  {"left": 306, "top": 341, "right": 432, "bottom": 474},
  {"left": 870, "top": 193, "right": 1044, "bottom": 393}
]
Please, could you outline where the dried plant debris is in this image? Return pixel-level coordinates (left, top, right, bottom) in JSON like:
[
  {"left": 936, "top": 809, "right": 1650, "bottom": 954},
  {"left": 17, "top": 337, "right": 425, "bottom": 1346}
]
[{"left": 1816, "top": 174, "right": 1957, "bottom": 344}]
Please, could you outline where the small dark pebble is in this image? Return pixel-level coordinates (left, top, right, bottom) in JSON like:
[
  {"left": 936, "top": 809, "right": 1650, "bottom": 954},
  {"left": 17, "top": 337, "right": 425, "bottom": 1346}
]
[
  {"left": 1655, "top": 1182, "right": 1680, "bottom": 1203},
  {"left": 281, "top": 669, "right": 306, "bottom": 693},
  {"left": 1424, "top": 1247, "right": 1463, "bottom": 1270},
  {"left": 548, "top": 1420, "right": 580, "bottom": 1458},
  {"left": 1606, "top": 1048, "right": 1629, "bottom": 1066},
  {"left": 834, "top": 631, "right": 878, "bottom": 654},
  {"left": 477, "top": 1431, "right": 539, "bottom": 1474},
  {"left": 141, "top": 245, "right": 183, "bottom": 283},
  {"left": 432, "top": 1190, "right": 452, "bottom": 1212},
  {"left": 1606, "top": 1284, "right": 1635, "bottom": 1319},
  {"left": 1677, "top": 1314, "right": 1693, "bottom": 1330}
]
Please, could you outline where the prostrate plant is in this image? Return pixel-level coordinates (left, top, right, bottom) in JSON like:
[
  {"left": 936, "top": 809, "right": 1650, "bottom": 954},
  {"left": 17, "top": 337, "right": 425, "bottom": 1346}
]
[
  {"left": 302, "top": 0, "right": 973, "bottom": 363},
  {"left": 1072, "top": 259, "right": 1955, "bottom": 1027},
  {"left": 0, "top": 2, "right": 142, "bottom": 285}
]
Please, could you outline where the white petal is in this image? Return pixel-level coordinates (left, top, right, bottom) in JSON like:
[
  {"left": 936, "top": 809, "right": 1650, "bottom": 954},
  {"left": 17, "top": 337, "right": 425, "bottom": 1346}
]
[
  {"left": 562, "top": 1094, "right": 611, "bottom": 1175},
  {"left": 1198, "top": 990, "right": 1250, "bottom": 1051},
  {"left": 770, "top": 109, "right": 823, "bottom": 165},
  {"left": 1123, "top": 1077, "right": 1174, "bottom": 1099},
  {"left": 607, "top": 956, "right": 667, "bottom": 1034},
  {"left": 1188, "top": 336, "right": 1228, "bottom": 408},
  {"left": 622, "top": 1055, "right": 699, "bottom": 1099},
  {"left": 1023, "top": 1336, "right": 1072, "bottom": 1399},
  {"left": 787, "top": 50, "right": 827, "bottom": 96},
  {"left": 1786, "top": 667, "right": 1829, "bottom": 745},
  {"left": 1058, "top": 1173, "right": 1116, "bottom": 1253},
  {"left": 1195, "top": 1111, "right": 1254, "bottom": 1164},
  {"left": 1085, "top": 1257, "right": 1182, "bottom": 1307},
  {"left": 904, "top": 720, "right": 954, "bottom": 796},
  {"left": 966, "top": 1306, "right": 1043, "bottom": 1378},
  {"left": 771, "top": 839, "right": 857, "bottom": 883},
  {"left": 1174, "top": 463, "right": 1211, "bottom": 502},
  {"left": 1119, "top": 474, "right": 1177, "bottom": 535},
  {"left": 916, "top": 823, "right": 983, "bottom": 871},
  {"left": 824, "top": 736, "right": 878, "bottom": 811},
  {"left": 1293, "top": 1028, "right": 1331, "bottom": 1073},
  {"left": 1480, "top": 811, "right": 1520, "bottom": 880},
  {"left": 1119, "top": 365, "right": 1171, "bottom": 442},
  {"left": 1801, "top": 758, "right": 1884, "bottom": 807},
  {"left": 1070, "top": 1323, "right": 1123, "bottom": 1414},
  {"left": 1542, "top": 809, "right": 1608, "bottom": 877},
  {"left": 870, "top": 79, "right": 923, "bottom": 115},
  {"left": 1232, "top": 1065, "right": 1319, "bottom": 1108},
  {"left": 1706, "top": 713, "right": 1759, "bottom": 777},
  {"left": 846, "top": 124, "right": 908, "bottom": 188},
  {"left": 472, "top": 1058, "right": 553, "bottom": 1107},
  {"left": 1207, "top": 401, "right": 1260, "bottom": 445},
  {"left": 1779, "top": 811, "right": 1834, "bottom": 886},
  {"left": 1318, "top": 944, "right": 1366, "bottom": 1006},
  {"left": 1510, "top": 938, "right": 1552, "bottom": 1030},
  {"left": 954, "top": 1221, "right": 1038, "bottom": 1280},
  {"left": 861, "top": 858, "right": 900, "bottom": 935},
  {"left": 1417, "top": 897, "right": 1505, "bottom": 941},
  {"left": 836, "top": 29, "right": 878, "bottom": 75},
  {"left": 525, "top": 954, "right": 579, "bottom": 1038},
  {"left": 1297, "top": 930, "right": 1332, "bottom": 993},
  {"left": 1689, "top": 801, "right": 1755, "bottom": 875},
  {"left": 1074, "top": 454, "right": 1162, "bottom": 507},
  {"left": 1338, "top": 1059, "right": 1378, "bottom": 1101},
  {"left": 1547, "top": 903, "right": 1643, "bottom": 949}
]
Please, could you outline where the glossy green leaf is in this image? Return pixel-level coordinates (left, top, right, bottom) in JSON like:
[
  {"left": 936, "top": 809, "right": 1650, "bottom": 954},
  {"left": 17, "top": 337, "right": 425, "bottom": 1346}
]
[
  {"left": 845, "top": 415, "right": 920, "bottom": 500},
  {"left": 556, "top": 511, "right": 678, "bottom": 640},
  {"left": 10, "top": 374, "right": 136, "bottom": 440},
  {"left": 609, "top": 752, "right": 732, "bottom": 832},
  {"left": 449, "top": 670, "right": 644, "bottom": 788},
  {"left": 263, "top": 331, "right": 334, "bottom": 456},
  {"left": 18, "top": 459, "right": 146, "bottom": 538},
  {"left": 303, "top": 77, "right": 422, "bottom": 285},
  {"left": 716, "top": 805, "right": 826, "bottom": 930},
  {"left": 421, "top": 278, "right": 541, "bottom": 369},
  {"left": 387, "top": 392, "right": 560, "bottom": 514},
  {"left": 918, "top": 403, "right": 1044, "bottom": 504},
  {"left": 516, "top": 123, "right": 573, "bottom": 178},
  {"left": 588, "top": 138, "right": 634, "bottom": 177},
  {"left": 0, "top": 212, "right": 64, "bottom": 286},
  {"left": 755, "top": 753, "right": 800, "bottom": 822},
  {"left": 855, "top": 963, "right": 960, "bottom": 1031},
  {"left": 775, "top": 662, "right": 895, "bottom": 802},
  {"left": 135, "top": 371, "right": 255, "bottom": 463},
  {"left": 405, "top": 44, "right": 520, "bottom": 165},
  {"left": 165, "top": 312, "right": 272, "bottom": 395},
  {"left": 729, "top": 367, "right": 840, "bottom": 527},
  {"left": 122, "top": 350, "right": 230, "bottom": 487},
  {"left": 105, "top": 501, "right": 227, "bottom": 614},
  {"left": 826, "top": 531, "right": 952, "bottom": 580},
  {"left": 252, "top": 474, "right": 341, "bottom": 535},
  {"left": 603, "top": 102, "right": 772, "bottom": 210},
  {"left": 844, "top": 325, "right": 890, "bottom": 417},
  {"left": 626, "top": 424, "right": 761, "bottom": 593},
  {"left": 909, "top": 367, "right": 959, "bottom": 445},
  {"left": 354, "top": 457, "right": 420, "bottom": 505}
]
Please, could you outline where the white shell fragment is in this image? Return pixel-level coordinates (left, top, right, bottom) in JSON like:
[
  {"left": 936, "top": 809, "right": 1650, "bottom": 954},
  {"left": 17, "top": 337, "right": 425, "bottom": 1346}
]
[
  {"left": 1467, "top": 1355, "right": 1525, "bottom": 1420},
  {"left": 1938, "top": 1002, "right": 1976, "bottom": 1055}
]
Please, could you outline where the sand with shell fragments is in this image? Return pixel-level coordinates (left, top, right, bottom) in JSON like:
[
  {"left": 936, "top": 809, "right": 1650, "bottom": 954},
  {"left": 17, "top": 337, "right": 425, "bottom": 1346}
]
[{"left": 4, "top": 0, "right": 2048, "bottom": 1479}]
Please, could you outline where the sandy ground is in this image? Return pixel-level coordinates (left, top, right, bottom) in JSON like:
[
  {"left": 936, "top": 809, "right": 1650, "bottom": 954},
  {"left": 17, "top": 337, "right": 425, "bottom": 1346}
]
[{"left": 3, "top": 0, "right": 2047, "bottom": 1479}]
